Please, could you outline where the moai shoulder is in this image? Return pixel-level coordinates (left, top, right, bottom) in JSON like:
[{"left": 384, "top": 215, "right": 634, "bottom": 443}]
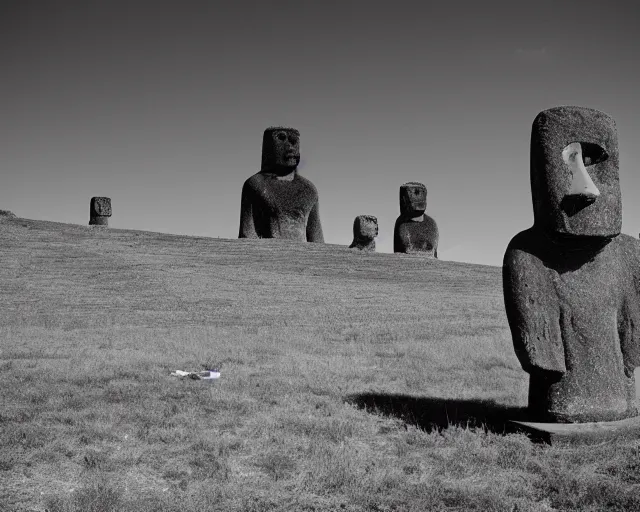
[
  {"left": 393, "top": 182, "right": 438, "bottom": 257},
  {"left": 503, "top": 106, "right": 640, "bottom": 423},
  {"left": 349, "top": 215, "right": 378, "bottom": 251},
  {"left": 239, "top": 127, "right": 324, "bottom": 243},
  {"left": 89, "top": 197, "right": 112, "bottom": 226}
]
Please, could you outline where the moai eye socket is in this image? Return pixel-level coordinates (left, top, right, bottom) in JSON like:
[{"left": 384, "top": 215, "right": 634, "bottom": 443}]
[
  {"left": 580, "top": 142, "right": 608, "bottom": 167},
  {"left": 288, "top": 134, "right": 298, "bottom": 145},
  {"left": 276, "top": 131, "right": 287, "bottom": 142}
]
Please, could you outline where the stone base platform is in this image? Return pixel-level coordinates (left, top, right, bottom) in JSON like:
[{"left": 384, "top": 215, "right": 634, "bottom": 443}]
[{"left": 510, "top": 416, "right": 640, "bottom": 444}]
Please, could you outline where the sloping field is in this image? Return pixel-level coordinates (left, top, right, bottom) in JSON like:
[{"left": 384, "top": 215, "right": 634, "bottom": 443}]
[{"left": 1, "top": 214, "right": 639, "bottom": 512}]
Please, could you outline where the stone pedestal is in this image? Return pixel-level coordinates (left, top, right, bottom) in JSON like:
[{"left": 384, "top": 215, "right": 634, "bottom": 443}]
[{"left": 510, "top": 416, "right": 640, "bottom": 445}]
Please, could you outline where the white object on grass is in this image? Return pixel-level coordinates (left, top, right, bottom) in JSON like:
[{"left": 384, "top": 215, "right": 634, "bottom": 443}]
[
  {"left": 197, "top": 370, "right": 221, "bottom": 380},
  {"left": 170, "top": 370, "right": 221, "bottom": 380}
]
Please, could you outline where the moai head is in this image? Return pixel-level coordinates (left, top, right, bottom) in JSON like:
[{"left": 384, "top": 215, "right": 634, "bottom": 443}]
[
  {"left": 530, "top": 106, "right": 621, "bottom": 238},
  {"left": 89, "top": 197, "right": 112, "bottom": 226},
  {"left": 261, "top": 127, "right": 301, "bottom": 174},
  {"left": 399, "top": 182, "right": 427, "bottom": 218},
  {"left": 354, "top": 215, "right": 378, "bottom": 241}
]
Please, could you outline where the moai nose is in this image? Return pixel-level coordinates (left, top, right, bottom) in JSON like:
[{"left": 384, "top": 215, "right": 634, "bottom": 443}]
[{"left": 563, "top": 142, "right": 600, "bottom": 201}]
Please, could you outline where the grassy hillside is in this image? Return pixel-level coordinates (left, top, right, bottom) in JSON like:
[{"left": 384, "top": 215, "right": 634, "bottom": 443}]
[{"left": 1, "top": 214, "right": 639, "bottom": 512}]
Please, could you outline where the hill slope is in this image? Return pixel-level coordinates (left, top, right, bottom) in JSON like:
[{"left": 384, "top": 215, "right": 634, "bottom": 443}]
[
  {"left": 3, "top": 216, "right": 638, "bottom": 512},
  {"left": 0, "top": 215, "right": 503, "bottom": 330}
]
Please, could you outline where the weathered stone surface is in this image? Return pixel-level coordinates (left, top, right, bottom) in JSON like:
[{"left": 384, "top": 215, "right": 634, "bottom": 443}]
[
  {"left": 239, "top": 127, "right": 324, "bottom": 242},
  {"left": 530, "top": 106, "right": 620, "bottom": 237},
  {"left": 503, "top": 106, "right": 640, "bottom": 423},
  {"left": 349, "top": 215, "right": 377, "bottom": 251},
  {"left": 510, "top": 416, "right": 640, "bottom": 445},
  {"left": 393, "top": 182, "right": 438, "bottom": 257},
  {"left": 89, "top": 197, "right": 112, "bottom": 226}
]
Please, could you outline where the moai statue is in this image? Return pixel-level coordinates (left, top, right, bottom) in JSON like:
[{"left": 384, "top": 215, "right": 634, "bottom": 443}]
[
  {"left": 393, "top": 182, "right": 438, "bottom": 257},
  {"left": 349, "top": 215, "right": 378, "bottom": 251},
  {"left": 503, "top": 106, "right": 640, "bottom": 423},
  {"left": 238, "top": 127, "right": 324, "bottom": 242},
  {"left": 89, "top": 197, "right": 112, "bottom": 226}
]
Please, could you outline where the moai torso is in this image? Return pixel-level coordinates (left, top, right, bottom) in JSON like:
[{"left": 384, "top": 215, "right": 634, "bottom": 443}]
[
  {"left": 240, "top": 172, "right": 321, "bottom": 241},
  {"left": 239, "top": 127, "right": 324, "bottom": 242},
  {"left": 393, "top": 182, "right": 438, "bottom": 257},
  {"left": 394, "top": 216, "right": 439, "bottom": 256},
  {"left": 505, "top": 231, "right": 640, "bottom": 422},
  {"left": 89, "top": 197, "right": 111, "bottom": 226},
  {"left": 349, "top": 215, "right": 378, "bottom": 251},
  {"left": 503, "top": 106, "right": 640, "bottom": 422}
]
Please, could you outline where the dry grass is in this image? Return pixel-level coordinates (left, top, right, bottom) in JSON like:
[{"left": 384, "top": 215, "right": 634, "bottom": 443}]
[{"left": 1, "top": 216, "right": 640, "bottom": 511}]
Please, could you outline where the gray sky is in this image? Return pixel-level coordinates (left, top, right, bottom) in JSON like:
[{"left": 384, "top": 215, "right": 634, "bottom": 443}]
[{"left": 1, "top": 0, "right": 639, "bottom": 266}]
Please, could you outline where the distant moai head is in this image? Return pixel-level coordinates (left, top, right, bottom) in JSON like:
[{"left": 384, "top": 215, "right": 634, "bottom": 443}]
[
  {"left": 261, "top": 127, "right": 301, "bottom": 174},
  {"left": 530, "top": 106, "right": 621, "bottom": 238},
  {"left": 89, "top": 197, "right": 112, "bottom": 226},
  {"left": 354, "top": 215, "right": 378, "bottom": 241},
  {"left": 399, "top": 182, "right": 427, "bottom": 218},
  {"left": 350, "top": 215, "right": 377, "bottom": 250}
]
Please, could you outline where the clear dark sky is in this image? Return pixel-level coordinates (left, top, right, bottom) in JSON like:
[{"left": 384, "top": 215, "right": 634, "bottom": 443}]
[{"left": 1, "top": 1, "right": 639, "bottom": 265}]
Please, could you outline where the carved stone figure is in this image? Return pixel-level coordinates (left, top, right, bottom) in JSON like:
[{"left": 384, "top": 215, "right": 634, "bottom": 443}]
[
  {"left": 503, "top": 106, "right": 640, "bottom": 423},
  {"left": 89, "top": 197, "right": 111, "bottom": 226},
  {"left": 239, "top": 127, "right": 324, "bottom": 242},
  {"left": 393, "top": 182, "right": 438, "bottom": 257},
  {"left": 349, "top": 215, "right": 377, "bottom": 251}
]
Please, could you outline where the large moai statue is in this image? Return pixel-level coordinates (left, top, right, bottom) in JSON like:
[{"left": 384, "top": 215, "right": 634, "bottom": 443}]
[
  {"left": 89, "top": 197, "right": 112, "bottom": 226},
  {"left": 238, "top": 127, "right": 324, "bottom": 242},
  {"left": 349, "top": 215, "right": 378, "bottom": 251},
  {"left": 503, "top": 106, "right": 640, "bottom": 423},
  {"left": 393, "top": 182, "right": 439, "bottom": 257}
]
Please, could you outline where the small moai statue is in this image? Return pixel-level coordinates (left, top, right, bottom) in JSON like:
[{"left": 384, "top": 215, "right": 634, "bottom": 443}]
[
  {"left": 238, "top": 127, "right": 324, "bottom": 242},
  {"left": 393, "top": 182, "right": 438, "bottom": 257},
  {"left": 89, "top": 197, "right": 112, "bottom": 226},
  {"left": 503, "top": 106, "right": 640, "bottom": 423},
  {"left": 349, "top": 215, "right": 378, "bottom": 251}
]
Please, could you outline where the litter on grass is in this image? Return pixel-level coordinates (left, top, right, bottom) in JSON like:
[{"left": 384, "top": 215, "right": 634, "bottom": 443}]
[{"left": 170, "top": 370, "right": 221, "bottom": 380}]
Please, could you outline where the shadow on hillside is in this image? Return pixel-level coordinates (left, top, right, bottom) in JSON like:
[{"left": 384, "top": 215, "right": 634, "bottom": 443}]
[{"left": 346, "top": 393, "right": 528, "bottom": 435}]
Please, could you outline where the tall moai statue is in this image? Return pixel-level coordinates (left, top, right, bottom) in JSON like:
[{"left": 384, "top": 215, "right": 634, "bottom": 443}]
[
  {"left": 238, "top": 127, "right": 324, "bottom": 242},
  {"left": 503, "top": 106, "right": 640, "bottom": 423},
  {"left": 89, "top": 197, "right": 112, "bottom": 226},
  {"left": 393, "top": 182, "right": 438, "bottom": 257},
  {"left": 349, "top": 215, "right": 378, "bottom": 251}
]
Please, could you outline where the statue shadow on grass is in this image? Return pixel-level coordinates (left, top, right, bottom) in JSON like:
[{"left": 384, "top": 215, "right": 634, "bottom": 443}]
[{"left": 346, "top": 393, "right": 529, "bottom": 435}]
